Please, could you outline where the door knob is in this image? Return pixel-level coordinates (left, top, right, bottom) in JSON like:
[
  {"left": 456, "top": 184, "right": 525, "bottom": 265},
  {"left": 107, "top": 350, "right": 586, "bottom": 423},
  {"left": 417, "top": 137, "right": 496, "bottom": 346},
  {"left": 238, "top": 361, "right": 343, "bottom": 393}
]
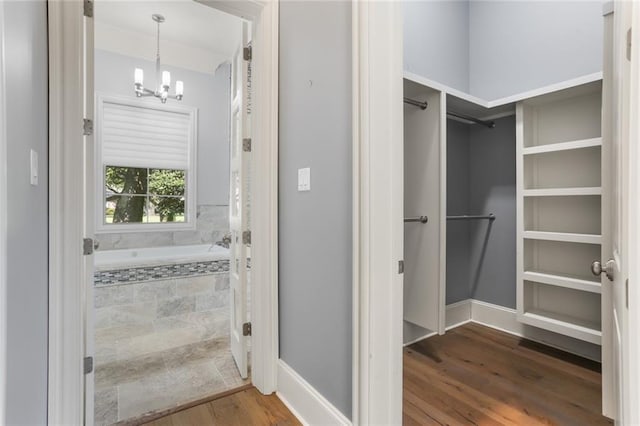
[{"left": 591, "top": 259, "right": 615, "bottom": 281}]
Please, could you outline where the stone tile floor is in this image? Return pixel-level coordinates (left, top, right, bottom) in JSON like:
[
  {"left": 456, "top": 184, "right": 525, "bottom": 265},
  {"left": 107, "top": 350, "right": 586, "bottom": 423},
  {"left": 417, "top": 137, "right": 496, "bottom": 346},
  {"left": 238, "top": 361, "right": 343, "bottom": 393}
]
[{"left": 94, "top": 310, "right": 249, "bottom": 425}]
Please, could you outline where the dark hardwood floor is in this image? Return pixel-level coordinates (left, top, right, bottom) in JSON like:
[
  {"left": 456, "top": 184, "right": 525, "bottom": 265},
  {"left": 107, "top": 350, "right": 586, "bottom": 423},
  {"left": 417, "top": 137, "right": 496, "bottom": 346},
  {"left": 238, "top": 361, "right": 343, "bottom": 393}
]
[
  {"left": 404, "top": 322, "right": 613, "bottom": 426},
  {"left": 143, "top": 387, "right": 301, "bottom": 426}
]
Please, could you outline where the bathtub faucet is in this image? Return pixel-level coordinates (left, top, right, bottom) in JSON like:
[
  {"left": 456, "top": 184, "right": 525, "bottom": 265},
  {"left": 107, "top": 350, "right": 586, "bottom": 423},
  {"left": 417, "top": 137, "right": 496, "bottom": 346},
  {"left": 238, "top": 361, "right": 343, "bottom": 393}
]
[{"left": 213, "top": 232, "right": 232, "bottom": 249}]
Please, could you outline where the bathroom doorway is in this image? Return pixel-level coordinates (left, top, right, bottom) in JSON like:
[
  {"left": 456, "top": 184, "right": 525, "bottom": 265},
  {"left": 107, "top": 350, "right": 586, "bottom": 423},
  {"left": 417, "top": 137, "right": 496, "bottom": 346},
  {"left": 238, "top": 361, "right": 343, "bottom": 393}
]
[{"left": 85, "top": 1, "right": 251, "bottom": 424}]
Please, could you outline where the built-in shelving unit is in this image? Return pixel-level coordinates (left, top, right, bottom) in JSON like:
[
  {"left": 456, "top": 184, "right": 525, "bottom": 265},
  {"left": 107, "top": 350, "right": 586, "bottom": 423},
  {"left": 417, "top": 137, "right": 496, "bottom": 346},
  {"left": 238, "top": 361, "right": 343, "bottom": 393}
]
[{"left": 516, "top": 81, "right": 603, "bottom": 345}]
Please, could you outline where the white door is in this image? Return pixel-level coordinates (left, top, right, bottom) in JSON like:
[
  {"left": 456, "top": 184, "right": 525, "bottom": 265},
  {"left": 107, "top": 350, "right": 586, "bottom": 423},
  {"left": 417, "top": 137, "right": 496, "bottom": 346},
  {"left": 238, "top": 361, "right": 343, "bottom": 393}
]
[
  {"left": 83, "top": 6, "right": 96, "bottom": 426},
  {"left": 600, "top": 2, "right": 633, "bottom": 421},
  {"left": 229, "top": 22, "right": 250, "bottom": 379}
]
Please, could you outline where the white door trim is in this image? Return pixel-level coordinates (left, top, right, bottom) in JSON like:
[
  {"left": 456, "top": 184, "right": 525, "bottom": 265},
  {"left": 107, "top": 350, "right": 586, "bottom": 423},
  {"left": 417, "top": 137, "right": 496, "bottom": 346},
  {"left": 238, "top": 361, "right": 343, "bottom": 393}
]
[
  {"left": 625, "top": 3, "right": 640, "bottom": 423},
  {"left": 48, "top": 0, "right": 279, "bottom": 423},
  {"left": 0, "top": 1, "right": 7, "bottom": 423},
  {"left": 352, "top": 1, "right": 404, "bottom": 424}
]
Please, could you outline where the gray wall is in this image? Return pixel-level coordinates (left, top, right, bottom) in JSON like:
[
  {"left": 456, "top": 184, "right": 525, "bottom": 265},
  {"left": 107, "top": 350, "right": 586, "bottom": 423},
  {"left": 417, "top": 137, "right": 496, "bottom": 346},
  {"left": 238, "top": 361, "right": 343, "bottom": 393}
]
[
  {"left": 95, "top": 49, "right": 231, "bottom": 206},
  {"left": 468, "top": 116, "right": 516, "bottom": 308},
  {"left": 403, "top": 1, "right": 603, "bottom": 100},
  {"left": 4, "top": 1, "right": 49, "bottom": 424},
  {"left": 469, "top": 1, "right": 603, "bottom": 99},
  {"left": 403, "top": 0, "right": 469, "bottom": 93},
  {"left": 446, "top": 120, "right": 471, "bottom": 304},
  {"left": 445, "top": 116, "right": 516, "bottom": 308},
  {"left": 279, "top": 1, "right": 352, "bottom": 419}
]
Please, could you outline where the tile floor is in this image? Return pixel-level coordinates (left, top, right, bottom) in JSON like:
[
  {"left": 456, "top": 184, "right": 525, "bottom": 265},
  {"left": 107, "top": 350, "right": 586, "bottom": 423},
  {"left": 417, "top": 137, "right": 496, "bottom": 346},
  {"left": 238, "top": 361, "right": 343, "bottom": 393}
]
[{"left": 93, "top": 273, "right": 249, "bottom": 425}]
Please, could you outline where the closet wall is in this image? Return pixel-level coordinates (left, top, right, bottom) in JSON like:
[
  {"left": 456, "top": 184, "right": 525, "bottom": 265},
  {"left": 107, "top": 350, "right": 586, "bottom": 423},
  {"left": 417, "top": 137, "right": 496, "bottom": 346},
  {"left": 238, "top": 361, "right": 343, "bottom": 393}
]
[
  {"left": 446, "top": 116, "right": 516, "bottom": 308},
  {"left": 403, "top": 0, "right": 603, "bottom": 101},
  {"left": 468, "top": 116, "right": 517, "bottom": 308},
  {"left": 403, "top": 1, "right": 469, "bottom": 93},
  {"left": 445, "top": 120, "right": 471, "bottom": 304}
]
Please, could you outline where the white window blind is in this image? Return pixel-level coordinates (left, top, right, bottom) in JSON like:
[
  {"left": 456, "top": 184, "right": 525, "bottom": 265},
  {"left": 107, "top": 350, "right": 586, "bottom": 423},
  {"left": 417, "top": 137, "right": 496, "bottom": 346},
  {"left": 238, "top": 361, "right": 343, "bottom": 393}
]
[{"left": 101, "top": 100, "right": 192, "bottom": 170}]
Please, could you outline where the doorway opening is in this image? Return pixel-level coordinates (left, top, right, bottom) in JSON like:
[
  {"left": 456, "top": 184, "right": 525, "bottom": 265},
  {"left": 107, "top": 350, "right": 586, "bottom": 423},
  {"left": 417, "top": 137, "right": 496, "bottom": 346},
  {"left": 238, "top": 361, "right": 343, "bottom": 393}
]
[{"left": 89, "top": 2, "right": 251, "bottom": 423}]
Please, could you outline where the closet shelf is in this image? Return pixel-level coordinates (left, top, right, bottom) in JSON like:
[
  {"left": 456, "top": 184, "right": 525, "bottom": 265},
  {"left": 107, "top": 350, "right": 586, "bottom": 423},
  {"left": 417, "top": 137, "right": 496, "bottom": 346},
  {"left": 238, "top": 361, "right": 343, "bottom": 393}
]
[
  {"left": 520, "top": 310, "right": 602, "bottom": 345},
  {"left": 523, "top": 187, "right": 602, "bottom": 197},
  {"left": 523, "top": 270, "right": 601, "bottom": 294},
  {"left": 523, "top": 231, "right": 602, "bottom": 244},
  {"left": 523, "top": 137, "right": 602, "bottom": 155}
]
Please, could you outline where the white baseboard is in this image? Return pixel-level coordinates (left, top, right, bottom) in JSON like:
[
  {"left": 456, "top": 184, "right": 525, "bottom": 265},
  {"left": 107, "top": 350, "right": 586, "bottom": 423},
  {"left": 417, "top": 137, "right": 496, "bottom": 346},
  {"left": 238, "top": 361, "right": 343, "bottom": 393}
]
[
  {"left": 403, "top": 301, "right": 472, "bottom": 347},
  {"left": 445, "top": 299, "right": 472, "bottom": 330},
  {"left": 276, "top": 360, "right": 351, "bottom": 426},
  {"left": 444, "top": 299, "right": 601, "bottom": 362}
]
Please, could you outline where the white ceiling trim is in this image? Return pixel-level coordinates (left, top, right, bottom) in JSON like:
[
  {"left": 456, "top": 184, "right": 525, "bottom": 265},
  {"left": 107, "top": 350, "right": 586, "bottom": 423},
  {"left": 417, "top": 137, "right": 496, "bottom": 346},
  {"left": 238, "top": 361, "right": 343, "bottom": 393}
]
[{"left": 96, "top": 21, "right": 231, "bottom": 75}]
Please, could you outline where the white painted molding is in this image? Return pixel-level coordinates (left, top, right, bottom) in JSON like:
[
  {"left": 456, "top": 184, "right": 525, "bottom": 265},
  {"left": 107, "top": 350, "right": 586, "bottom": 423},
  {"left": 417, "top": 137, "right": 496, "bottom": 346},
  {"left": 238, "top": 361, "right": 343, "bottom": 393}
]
[
  {"left": 48, "top": 1, "right": 87, "bottom": 424},
  {"left": 0, "top": 1, "right": 7, "bottom": 422},
  {"left": 442, "top": 299, "right": 602, "bottom": 362},
  {"left": 245, "top": 0, "right": 279, "bottom": 395},
  {"left": 403, "top": 71, "right": 604, "bottom": 110},
  {"left": 445, "top": 300, "right": 472, "bottom": 331},
  {"left": 277, "top": 361, "right": 351, "bottom": 426},
  {"left": 353, "top": 1, "right": 404, "bottom": 425}
]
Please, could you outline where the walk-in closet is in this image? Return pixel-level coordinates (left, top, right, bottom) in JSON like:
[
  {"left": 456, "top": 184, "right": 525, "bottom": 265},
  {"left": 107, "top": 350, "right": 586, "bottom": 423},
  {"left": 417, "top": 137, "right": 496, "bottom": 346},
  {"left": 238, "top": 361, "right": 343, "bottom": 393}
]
[{"left": 401, "top": 65, "right": 612, "bottom": 422}]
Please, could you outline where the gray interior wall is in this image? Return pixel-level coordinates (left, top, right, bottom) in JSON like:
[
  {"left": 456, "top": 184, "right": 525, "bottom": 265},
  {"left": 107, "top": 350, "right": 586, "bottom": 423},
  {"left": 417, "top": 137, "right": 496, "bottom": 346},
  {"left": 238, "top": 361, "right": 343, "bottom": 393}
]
[
  {"left": 4, "top": 1, "right": 49, "bottom": 424},
  {"left": 279, "top": 1, "right": 352, "bottom": 419},
  {"left": 94, "top": 49, "right": 231, "bottom": 206},
  {"left": 403, "top": 0, "right": 469, "bottom": 93},
  {"left": 468, "top": 1, "right": 603, "bottom": 100},
  {"left": 403, "top": 1, "right": 603, "bottom": 100},
  {"left": 468, "top": 116, "right": 517, "bottom": 308},
  {"left": 445, "top": 120, "right": 471, "bottom": 304}
]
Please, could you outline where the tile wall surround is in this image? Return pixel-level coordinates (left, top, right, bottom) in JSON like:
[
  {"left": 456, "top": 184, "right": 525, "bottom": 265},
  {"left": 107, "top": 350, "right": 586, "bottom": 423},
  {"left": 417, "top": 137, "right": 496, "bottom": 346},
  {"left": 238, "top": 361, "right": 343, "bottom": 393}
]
[
  {"left": 93, "top": 271, "right": 250, "bottom": 425},
  {"left": 96, "top": 205, "right": 229, "bottom": 250},
  {"left": 94, "top": 260, "right": 230, "bottom": 287}
]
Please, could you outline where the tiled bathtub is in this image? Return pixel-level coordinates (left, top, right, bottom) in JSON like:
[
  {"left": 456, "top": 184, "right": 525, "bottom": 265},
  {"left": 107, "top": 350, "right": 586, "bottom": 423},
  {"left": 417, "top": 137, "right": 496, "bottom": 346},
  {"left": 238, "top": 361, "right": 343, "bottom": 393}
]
[{"left": 92, "top": 244, "right": 247, "bottom": 425}]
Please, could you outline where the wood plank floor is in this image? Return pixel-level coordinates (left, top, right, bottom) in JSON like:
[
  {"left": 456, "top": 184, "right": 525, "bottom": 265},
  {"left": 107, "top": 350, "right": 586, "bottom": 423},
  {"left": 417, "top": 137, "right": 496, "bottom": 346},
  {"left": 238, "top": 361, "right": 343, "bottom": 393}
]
[
  {"left": 404, "top": 322, "right": 614, "bottom": 426},
  {"left": 143, "top": 387, "right": 300, "bottom": 426}
]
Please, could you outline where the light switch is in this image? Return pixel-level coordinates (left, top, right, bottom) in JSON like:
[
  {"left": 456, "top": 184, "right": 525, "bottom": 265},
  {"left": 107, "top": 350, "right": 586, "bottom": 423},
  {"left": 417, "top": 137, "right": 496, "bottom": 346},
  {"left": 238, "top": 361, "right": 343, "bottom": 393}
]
[
  {"left": 30, "top": 149, "right": 38, "bottom": 186},
  {"left": 298, "top": 167, "right": 311, "bottom": 191}
]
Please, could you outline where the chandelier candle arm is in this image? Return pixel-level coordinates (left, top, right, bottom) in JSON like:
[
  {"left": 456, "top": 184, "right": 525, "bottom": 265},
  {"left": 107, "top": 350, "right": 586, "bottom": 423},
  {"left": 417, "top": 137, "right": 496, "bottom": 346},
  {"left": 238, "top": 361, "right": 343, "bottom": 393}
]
[{"left": 133, "top": 14, "right": 183, "bottom": 103}]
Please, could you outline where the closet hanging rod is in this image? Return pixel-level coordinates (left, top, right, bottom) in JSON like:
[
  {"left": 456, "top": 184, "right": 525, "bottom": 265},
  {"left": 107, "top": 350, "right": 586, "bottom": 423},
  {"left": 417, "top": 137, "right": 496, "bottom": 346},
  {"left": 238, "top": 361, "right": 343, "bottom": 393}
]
[
  {"left": 447, "top": 111, "right": 496, "bottom": 129},
  {"left": 404, "top": 216, "right": 429, "bottom": 224},
  {"left": 447, "top": 214, "right": 496, "bottom": 221},
  {"left": 403, "top": 97, "right": 428, "bottom": 110}
]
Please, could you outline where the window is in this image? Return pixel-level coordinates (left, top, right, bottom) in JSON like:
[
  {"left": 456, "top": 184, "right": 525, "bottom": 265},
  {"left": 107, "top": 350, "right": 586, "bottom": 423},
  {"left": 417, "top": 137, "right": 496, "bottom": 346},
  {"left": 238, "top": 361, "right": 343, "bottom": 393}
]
[{"left": 96, "top": 94, "right": 197, "bottom": 231}]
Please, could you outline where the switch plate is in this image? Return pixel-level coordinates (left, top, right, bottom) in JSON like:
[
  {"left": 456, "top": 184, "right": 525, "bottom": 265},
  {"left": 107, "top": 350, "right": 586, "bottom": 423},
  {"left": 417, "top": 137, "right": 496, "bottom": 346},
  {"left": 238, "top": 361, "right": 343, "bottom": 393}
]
[
  {"left": 298, "top": 167, "right": 311, "bottom": 191},
  {"left": 30, "top": 149, "right": 38, "bottom": 186}
]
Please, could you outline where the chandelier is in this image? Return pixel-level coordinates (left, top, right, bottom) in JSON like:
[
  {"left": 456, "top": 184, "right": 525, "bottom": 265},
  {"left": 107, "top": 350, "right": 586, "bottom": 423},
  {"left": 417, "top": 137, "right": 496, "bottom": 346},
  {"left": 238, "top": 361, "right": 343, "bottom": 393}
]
[{"left": 134, "top": 14, "right": 183, "bottom": 103}]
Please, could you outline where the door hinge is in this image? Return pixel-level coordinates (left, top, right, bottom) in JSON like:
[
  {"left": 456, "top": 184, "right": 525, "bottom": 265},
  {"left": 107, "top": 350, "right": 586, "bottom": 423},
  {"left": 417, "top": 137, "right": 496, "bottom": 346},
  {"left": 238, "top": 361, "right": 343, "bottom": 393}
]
[
  {"left": 627, "top": 27, "right": 632, "bottom": 62},
  {"left": 84, "top": 0, "right": 94, "bottom": 18},
  {"left": 84, "top": 356, "right": 94, "bottom": 374},
  {"left": 242, "top": 230, "right": 251, "bottom": 245},
  {"left": 398, "top": 260, "right": 405, "bottom": 274},
  {"left": 626, "top": 279, "right": 629, "bottom": 308},
  {"left": 83, "top": 118, "right": 93, "bottom": 136},
  {"left": 243, "top": 138, "right": 252, "bottom": 152},
  {"left": 243, "top": 322, "right": 252, "bottom": 336},
  {"left": 243, "top": 46, "right": 252, "bottom": 61},
  {"left": 83, "top": 238, "right": 94, "bottom": 255}
]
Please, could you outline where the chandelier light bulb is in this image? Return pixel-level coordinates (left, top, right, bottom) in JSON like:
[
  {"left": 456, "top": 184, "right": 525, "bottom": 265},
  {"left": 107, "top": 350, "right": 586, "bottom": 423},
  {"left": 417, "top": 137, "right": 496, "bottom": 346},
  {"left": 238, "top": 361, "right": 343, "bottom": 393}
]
[
  {"left": 176, "top": 81, "right": 184, "bottom": 97},
  {"left": 134, "top": 68, "right": 144, "bottom": 85},
  {"left": 162, "top": 71, "right": 171, "bottom": 88}
]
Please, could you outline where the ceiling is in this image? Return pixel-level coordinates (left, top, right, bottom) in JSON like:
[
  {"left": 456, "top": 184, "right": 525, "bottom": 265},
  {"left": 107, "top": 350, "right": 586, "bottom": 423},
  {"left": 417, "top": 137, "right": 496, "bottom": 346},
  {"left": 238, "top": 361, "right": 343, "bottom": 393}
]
[{"left": 94, "top": 0, "right": 243, "bottom": 58}]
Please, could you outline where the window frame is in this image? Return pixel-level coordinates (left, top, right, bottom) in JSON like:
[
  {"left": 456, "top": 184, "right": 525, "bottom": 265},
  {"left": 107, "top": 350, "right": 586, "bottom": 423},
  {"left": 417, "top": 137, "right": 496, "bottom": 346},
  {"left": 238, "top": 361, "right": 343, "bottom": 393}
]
[{"left": 95, "top": 93, "right": 198, "bottom": 233}]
